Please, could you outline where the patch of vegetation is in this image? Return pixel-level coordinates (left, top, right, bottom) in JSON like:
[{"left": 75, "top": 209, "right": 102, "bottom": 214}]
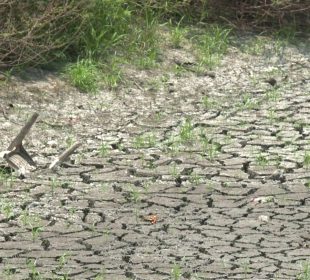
[
  {"left": 179, "top": 119, "right": 194, "bottom": 143},
  {"left": 243, "top": 36, "right": 269, "bottom": 55},
  {"left": 297, "top": 261, "right": 310, "bottom": 280},
  {"left": 202, "top": 96, "right": 217, "bottom": 110},
  {"left": 99, "top": 143, "right": 109, "bottom": 157},
  {"left": 255, "top": 154, "right": 269, "bottom": 167},
  {"left": 304, "top": 152, "right": 310, "bottom": 168},
  {"left": 171, "top": 262, "right": 182, "bottom": 280},
  {"left": 65, "top": 59, "right": 99, "bottom": 93},
  {"left": 169, "top": 17, "right": 188, "bottom": 48},
  {"left": 238, "top": 93, "right": 260, "bottom": 110},
  {"left": 133, "top": 133, "right": 157, "bottom": 149},
  {"left": 194, "top": 26, "right": 231, "bottom": 69},
  {"left": 0, "top": 198, "right": 15, "bottom": 220}
]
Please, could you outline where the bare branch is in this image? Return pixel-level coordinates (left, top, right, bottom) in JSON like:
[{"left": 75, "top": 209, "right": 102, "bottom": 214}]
[
  {"left": 8, "top": 113, "right": 39, "bottom": 150},
  {"left": 49, "top": 142, "right": 81, "bottom": 170}
]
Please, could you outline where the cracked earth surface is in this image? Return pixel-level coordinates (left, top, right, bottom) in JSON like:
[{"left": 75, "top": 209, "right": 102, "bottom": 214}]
[{"left": 0, "top": 37, "right": 309, "bottom": 279}]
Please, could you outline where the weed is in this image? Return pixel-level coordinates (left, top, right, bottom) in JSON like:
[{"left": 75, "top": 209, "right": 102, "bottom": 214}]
[
  {"left": 170, "top": 164, "right": 180, "bottom": 180},
  {"left": 0, "top": 198, "right": 14, "bottom": 219},
  {"left": 0, "top": 169, "right": 15, "bottom": 189},
  {"left": 102, "top": 58, "right": 123, "bottom": 88},
  {"left": 99, "top": 143, "right": 109, "bottom": 157},
  {"left": 0, "top": 69, "right": 12, "bottom": 87},
  {"left": 95, "top": 269, "right": 107, "bottom": 280},
  {"left": 179, "top": 119, "right": 194, "bottom": 143},
  {"left": 169, "top": 17, "right": 188, "bottom": 48},
  {"left": 255, "top": 154, "right": 269, "bottom": 167},
  {"left": 297, "top": 261, "right": 310, "bottom": 280},
  {"left": 81, "top": 0, "right": 131, "bottom": 58},
  {"left": 265, "top": 88, "right": 281, "bottom": 102},
  {"left": 131, "top": 10, "right": 159, "bottom": 69},
  {"left": 57, "top": 253, "right": 70, "bottom": 270},
  {"left": 189, "top": 172, "right": 202, "bottom": 185},
  {"left": 173, "top": 64, "right": 187, "bottom": 77},
  {"left": 165, "top": 139, "right": 181, "bottom": 156},
  {"left": 238, "top": 93, "right": 259, "bottom": 110},
  {"left": 26, "top": 259, "right": 41, "bottom": 280},
  {"left": 304, "top": 152, "right": 310, "bottom": 168},
  {"left": 2, "top": 264, "right": 16, "bottom": 279},
  {"left": 133, "top": 133, "right": 156, "bottom": 149},
  {"left": 268, "top": 109, "right": 277, "bottom": 123},
  {"left": 195, "top": 26, "right": 231, "bottom": 68},
  {"left": 136, "top": 48, "right": 158, "bottom": 69},
  {"left": 31, "top": 226, "right": 43, "bottom": 242},
  {"left": 242, "top": 259, "right": 250, "bottom": 275},
  {"left": 275, "top": 25, "right": 297, "bottom": 44},
  {"left": 50, "top": 177, "right": 61, "bottom": 196},
  {"left": 65, "top": 58, "right": 99, "bottom": 93},
  {"left": 201, "top": 137, "right": 220, "bottom": 161},
  {"left": 171, "top": 262, "right": 182, "bottom": 280},
  {"left": 243, "top": 36, "right": 268, "bottom": 55},
  {"left": 202, "top": 96, "right": 217, "bottom": 110},
  {"left": 65, "top": 136, "right": 75, "bottom": 148},
  {"left": 306, "top": 181, "right": 310, "bottom": 189},
  {"left": 274, "top": 156, "right": 282, "bottom": 167},
  {"left": 128, "top": 187, "right": 141, "bottom": 204}
]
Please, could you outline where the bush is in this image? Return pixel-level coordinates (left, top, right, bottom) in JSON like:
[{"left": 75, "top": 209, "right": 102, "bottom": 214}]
[
  {"left": 207, "top": 0, "right": 310, "bottom": 30},
  {"left": 0, "top": 0, "right": 86, "bottom": 68},
  {"left": 0, "top": 0, "right": 132, "bottom": 68},
  {"left": 0, "top": 0, "right": 308, "bottom": 69}
]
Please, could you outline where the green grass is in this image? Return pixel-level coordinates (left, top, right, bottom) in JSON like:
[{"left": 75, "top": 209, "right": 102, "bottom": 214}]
[
  {"left": 265, "top": 88, "right": 281, "bottom": 102},
  {"left": 255, "top": 154, "right": 269, "bottom": 167},
  {"left": 195, "top": 25, "right": 231, "bottom": 69},
  {"left": 102, "top": 58, "right": 123, "bottom": 89},
  {"left": 169, "top": 17, "right": 188, "bottom": 48},
  {"left": 65, "top": 58, "right": 99, "bottom": 93},
  {"left": 99, "top": 143, "right": 109, "bottom": 157},
  {"left": 171, "top": 262, "right": 182, "bottom": 280},
  {"left": 133, "top": 133, "right": 157, "bottom": 149},
  {"left": 297, "top": 261, "right": 310, "bottom": 280},
  {"left": 202, "top": 96, "right": 217, "bottom": 109},
  {"left": 304, "top": 152, "right": 310, "bottom": 168},
  {"left": 0, "top": 198, "right": 14, "bottom": 219},
  {"left": 238, "top": 93, "right": 260, "bottom": 110},
  {"left": 179, "top": 119, "right": 194, "bottom": 143},
  {"left": 243, "top": 36, "right": 268, "bottom": 55}
]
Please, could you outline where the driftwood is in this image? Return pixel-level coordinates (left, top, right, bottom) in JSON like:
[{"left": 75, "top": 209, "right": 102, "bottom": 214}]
[
  {"left": 1, "top": 112, "right": 81, "bottom": 176},
  {"left": 49, "top": 142, "right": 81, "bottom": 170},
  {"left": 2, "top": 113, "right": 38, "bottom": 175}
]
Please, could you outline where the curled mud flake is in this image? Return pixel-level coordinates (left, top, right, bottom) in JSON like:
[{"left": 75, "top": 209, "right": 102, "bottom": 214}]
[
  {"left": 250, "top": 196, "right": 275, "bottom": 204},
  {"left": 142, "top": 214, "right": 158, "bottom": 224},
  {"left": 258, "top": 215, "right": 270, "bottom": 223}
]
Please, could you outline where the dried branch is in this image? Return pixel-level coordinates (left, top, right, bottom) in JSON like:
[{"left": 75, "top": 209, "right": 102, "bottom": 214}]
[
  {"left": 49, "top": 142, "right": 81, "bottom": 170},
  {"left": 8, "top": 113, "right": 39, "bottom": 150}
]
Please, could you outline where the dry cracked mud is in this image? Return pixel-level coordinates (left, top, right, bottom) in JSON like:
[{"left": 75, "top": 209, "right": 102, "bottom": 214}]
[{"left": 0, "top": 36, "right": 309, "bottom": 280}]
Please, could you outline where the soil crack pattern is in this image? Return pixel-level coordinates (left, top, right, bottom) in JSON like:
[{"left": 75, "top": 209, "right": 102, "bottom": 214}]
[{"left": 0, "top": 37, "right": 309, "bottom": 279}]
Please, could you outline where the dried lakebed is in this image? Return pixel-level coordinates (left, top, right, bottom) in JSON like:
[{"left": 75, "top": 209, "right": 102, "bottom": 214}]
[{"left": 0, "top": 40, "right": 309, "bottom": 279}]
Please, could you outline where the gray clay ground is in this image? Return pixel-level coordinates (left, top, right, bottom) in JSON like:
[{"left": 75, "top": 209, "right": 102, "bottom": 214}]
[{"left": 0, "top": 35, "right": 309, "bottom": 280}]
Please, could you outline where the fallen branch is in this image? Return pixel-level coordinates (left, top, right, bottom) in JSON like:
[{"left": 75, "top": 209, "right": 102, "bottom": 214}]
[
  {"left": 8, "top": 112, "right": 39, "bottom": 150},
  {"left": 49, "top": 142, "right": 81, "bottom": 170}
]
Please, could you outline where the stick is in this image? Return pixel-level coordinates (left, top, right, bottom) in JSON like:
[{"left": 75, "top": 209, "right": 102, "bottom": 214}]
[
  {"left": 49, "top": 142, "right": 81, "bottom": 170},
  {"left": 8, "top": 113, "right": 39, "bottom": 150}
]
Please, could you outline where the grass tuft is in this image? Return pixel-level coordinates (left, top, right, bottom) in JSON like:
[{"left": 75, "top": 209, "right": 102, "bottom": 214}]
[{"left": 65, "top": 59, "right": 99, "bottom": 93}]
